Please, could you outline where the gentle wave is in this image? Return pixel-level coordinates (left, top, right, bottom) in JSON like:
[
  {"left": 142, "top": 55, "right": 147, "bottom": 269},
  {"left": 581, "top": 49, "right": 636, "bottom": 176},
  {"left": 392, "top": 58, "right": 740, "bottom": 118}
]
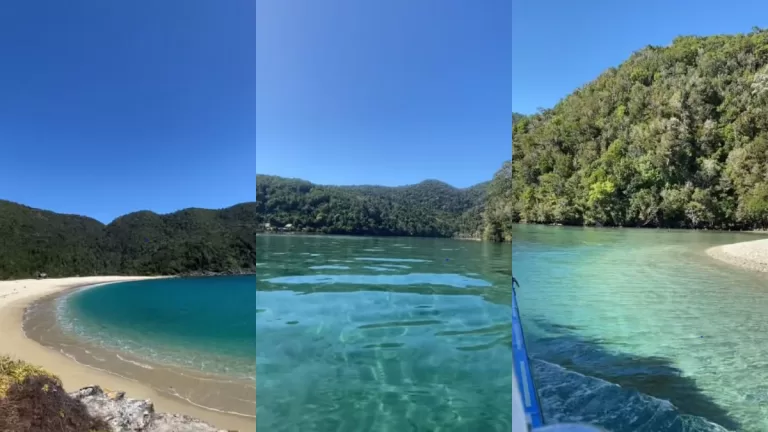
[
  {"left": 533, "top": 359, "right": 731, "bottom": 432},
  {"left": 30, "top": 284, "right": 258, "bottom": 420},
  {"left": 116, "top": 353, "right": 155, "bottom": 370},
  {"left": 310, "top": 265, "right": 350, "bottom": 270},
  {"left": 165, "top": 388, "right": 256, "bottom": 419},
  {"left": 262, "top": 273, "right": 492, "bottom": 288},
  {"left": 363, "top": 266, "right": 396, "bottom": 272},
  {"left": 355, "top": 257, "right": 430, "bottom": 263},
  {"left": 54, "top": 285, "right": 255, "bottom": 380},
  {"left": 51, "top": 349, "right": 141, "bottom": 385}
]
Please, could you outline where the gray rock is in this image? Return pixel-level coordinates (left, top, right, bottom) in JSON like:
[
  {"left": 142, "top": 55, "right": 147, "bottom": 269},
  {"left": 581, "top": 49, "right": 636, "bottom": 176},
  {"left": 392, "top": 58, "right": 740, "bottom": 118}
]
[
  {"left": 69, "top": 386, "right": 227, "bottom": 432},
  {"left": 146, "top": 413, "right": 229, "bottom": 432}
]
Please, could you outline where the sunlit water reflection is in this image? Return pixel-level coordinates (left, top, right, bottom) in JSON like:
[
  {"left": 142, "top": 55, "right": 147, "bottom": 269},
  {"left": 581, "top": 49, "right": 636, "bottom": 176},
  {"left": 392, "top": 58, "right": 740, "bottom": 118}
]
[
  {"left": 515, "top": 225, "right": 768, "bottom": 432},
  {"left": 256, "top": 235, "right": 513, "bottom": 431}
]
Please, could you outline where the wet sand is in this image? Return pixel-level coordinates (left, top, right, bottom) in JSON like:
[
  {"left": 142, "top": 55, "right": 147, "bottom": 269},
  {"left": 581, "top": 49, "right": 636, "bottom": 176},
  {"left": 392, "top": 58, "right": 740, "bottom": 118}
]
[
  {"left": 0, "top": 277, "right": 255, "bottom": 431},
  {"left": 707, "top": 238, "right": 768, "bottom": 272}
]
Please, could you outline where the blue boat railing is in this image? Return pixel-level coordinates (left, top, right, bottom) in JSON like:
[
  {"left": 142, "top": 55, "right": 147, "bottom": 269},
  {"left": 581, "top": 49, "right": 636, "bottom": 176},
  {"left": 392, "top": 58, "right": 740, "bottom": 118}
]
[{"left": 512, "top": 286, "right": 544, "bottom": 429}]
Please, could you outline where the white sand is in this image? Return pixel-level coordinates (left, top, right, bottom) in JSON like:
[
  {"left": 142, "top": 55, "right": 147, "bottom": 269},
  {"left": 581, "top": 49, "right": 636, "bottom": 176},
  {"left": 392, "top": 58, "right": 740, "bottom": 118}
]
[
  {"left": 0, "top": 276, "right": 255, "bottom": 431},
  {"left": 706, "top": 238, "right": 768, "bottom": 272},
  {"left": 0, "top": 276, "right": 161, "bottom": 309}
]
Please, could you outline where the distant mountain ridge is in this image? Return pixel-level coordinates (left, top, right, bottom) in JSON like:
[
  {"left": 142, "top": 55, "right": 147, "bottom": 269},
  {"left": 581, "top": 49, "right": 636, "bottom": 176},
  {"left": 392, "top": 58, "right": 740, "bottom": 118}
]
[
  {"left": 0, "top": 168, "right": 513, "bottom": 279},
  {"left": 255, "top": 174, "right": 490, "bottom": 238},
  {"left": 0, "top": 199, "right": 257, "bottom": 279}
]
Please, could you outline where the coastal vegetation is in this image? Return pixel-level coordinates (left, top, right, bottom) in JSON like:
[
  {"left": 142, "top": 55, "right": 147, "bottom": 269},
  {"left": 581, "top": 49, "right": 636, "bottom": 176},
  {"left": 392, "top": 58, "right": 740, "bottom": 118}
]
[
  {"left": 255, "top": 175, "right": 491, "bottom": 238},
  {"left": 513, "top": 28, "right": 768, "bottom": 229},
  {"left": 0, "top": 200, "right": 258, "bottom": 279},
  {"left": 0, "top": 166, "right": 515, "bottom": 279},
  {"left": 0, "top": 356, "right": 108, "bottom": 432},
  {"left": 0, "top": 355, "right": 224, "bottom": 432}
]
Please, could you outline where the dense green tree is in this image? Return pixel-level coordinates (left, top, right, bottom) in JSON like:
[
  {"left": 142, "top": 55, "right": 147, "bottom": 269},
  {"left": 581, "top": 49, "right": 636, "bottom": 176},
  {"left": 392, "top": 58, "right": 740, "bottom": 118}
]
[
  {"left": 254, "top": 175, "right": 489, "bottom": 238},
  {"left": 0, "top": 200, "right": 258, "bottom": 279},
  {"left": 0, "top": 171, "right": 514, "bottom": 279},
  {"left": 484, "top": 161, "right": 514, "bottom": 241},
  {"left": 0, "top": 200, "right": 113, "bottom": 279},
  {"left": 512, "top": 29, "right": 768, "bottom": 230}
]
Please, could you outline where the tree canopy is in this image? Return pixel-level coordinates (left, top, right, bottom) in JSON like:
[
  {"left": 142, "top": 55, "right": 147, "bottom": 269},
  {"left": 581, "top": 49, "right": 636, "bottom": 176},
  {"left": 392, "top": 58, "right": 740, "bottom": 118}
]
[
  {"left": 0, "top": 200, "right": 257, "bottom": 279},
  {"left": 0, "top": 167, "right": 517, "bottom": 279},
  {"left": 255, "top": 175, "right": 490, "bottom": 238},
  {"left": 513, "top": 29, "right": 768, "bottom": 229}
]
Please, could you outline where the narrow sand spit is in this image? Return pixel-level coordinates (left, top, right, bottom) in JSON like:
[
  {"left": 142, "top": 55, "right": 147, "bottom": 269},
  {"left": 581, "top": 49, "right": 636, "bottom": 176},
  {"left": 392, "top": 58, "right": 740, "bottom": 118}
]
[
  {"left": 706, "top": 238, "right": 768, "bottom": 272},
  {"left": 0, "top": 276, "right": 255, "bottom": 431}
]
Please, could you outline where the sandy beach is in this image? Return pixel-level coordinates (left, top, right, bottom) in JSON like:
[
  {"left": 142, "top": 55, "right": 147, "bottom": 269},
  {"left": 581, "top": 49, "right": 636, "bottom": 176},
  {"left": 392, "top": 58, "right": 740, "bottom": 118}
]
[
  {"left": 0, "top": 276, "right": 256, "bottom": 432},
  {"left": 706, "top": 238, "right": 768, "bottom": 272}
]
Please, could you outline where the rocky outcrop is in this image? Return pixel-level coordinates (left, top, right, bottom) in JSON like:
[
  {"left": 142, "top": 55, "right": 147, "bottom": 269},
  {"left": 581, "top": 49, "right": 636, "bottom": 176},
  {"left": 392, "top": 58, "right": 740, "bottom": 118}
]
[
  {"left": 69, "top": 386, "right": 228, "bottom": 432},
  {"left": 146, "top": 414, "right": 228, "bottom": 432}
]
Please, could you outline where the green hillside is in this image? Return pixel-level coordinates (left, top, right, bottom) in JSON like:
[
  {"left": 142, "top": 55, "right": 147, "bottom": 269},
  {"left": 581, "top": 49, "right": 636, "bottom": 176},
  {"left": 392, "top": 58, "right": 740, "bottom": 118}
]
[
  {"left": 0, "top": 200, "right": 258, "bottom": 279},
  {"left": 0, "top": 166, "right": 516, "bottom": 279},
  {"left": 513, "top": 28, "right": 768, "bottom": 229},
  {"left": 255, "top": 175, "right": 490, "bottom": 238}
]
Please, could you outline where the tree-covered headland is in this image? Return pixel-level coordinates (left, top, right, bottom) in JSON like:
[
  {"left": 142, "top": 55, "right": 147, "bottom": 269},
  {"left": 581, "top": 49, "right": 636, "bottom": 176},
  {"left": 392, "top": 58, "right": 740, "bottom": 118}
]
[
  {"left": 513, "top": 29, "right": 768, "bottom": 229},
  {"left": 0, "top": 163, "right": 515, "bottom": 279}
]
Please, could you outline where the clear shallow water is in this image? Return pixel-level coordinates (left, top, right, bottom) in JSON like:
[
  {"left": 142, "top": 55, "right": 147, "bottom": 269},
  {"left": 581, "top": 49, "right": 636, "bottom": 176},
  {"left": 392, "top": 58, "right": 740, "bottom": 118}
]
[
  {"left": 58, "top": 276, "right": 256, "bottom": 379},
  {"left": 256, "top": 234, "right": 513, "bottom": 431},
  {"left": 514, "top": 224, "right": 768, "bottom": 432}
]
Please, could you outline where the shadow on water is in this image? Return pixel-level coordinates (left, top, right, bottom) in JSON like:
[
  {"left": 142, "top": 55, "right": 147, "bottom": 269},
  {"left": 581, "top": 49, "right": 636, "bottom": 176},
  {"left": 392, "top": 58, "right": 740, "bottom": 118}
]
[{"left": 527, "top": 319, "right": 739, "bottom": 432}]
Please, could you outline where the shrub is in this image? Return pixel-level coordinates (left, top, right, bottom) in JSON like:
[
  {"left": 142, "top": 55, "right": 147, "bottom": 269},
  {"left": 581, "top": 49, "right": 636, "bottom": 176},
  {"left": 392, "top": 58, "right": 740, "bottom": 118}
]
[{"left": 0, "top": 356, "right": 109, "bottom": 432}]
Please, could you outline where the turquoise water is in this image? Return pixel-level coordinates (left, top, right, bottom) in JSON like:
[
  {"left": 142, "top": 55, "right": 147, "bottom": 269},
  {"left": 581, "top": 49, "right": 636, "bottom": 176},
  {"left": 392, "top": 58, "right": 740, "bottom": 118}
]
[
  {"left": 514, "top": 224, "right": 768, "bottom": 432},
  {"left": 55, "top": 234, "right": 513, "bottom": 430},
  {"left": 256, "top": 234, "right": 513, "bottom": 431},
  {"left": 58, "top": 276, "right": 256, "bottom": 379}
]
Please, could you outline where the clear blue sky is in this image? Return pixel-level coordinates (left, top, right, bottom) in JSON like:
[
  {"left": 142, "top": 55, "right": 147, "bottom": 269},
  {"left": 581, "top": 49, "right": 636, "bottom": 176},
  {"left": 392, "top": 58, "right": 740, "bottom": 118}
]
[
  {"left": 513, "top": 0, "right": 768, "bottom": 115},
  {"left": 256, "top": 0, "right": 512, "bottom": 189},
  {"left": 0, "top": 1, "right": 255, "bottom": 223}
]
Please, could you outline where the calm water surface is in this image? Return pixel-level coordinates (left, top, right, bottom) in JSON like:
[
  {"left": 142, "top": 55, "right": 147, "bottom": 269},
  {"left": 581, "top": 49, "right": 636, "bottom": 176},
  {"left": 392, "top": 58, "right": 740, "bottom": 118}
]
[
  {"left": 514, "top": 224, "right": 768, "bottom": 432},
  {"left": 59, "top": 276, "right": 257, "bottom": 378},
  {"left": 49, "top": 276, "right": 257, "bottom": 421},
  {"left": 256, "top": 234, "right": 513, "bottom": 431}
]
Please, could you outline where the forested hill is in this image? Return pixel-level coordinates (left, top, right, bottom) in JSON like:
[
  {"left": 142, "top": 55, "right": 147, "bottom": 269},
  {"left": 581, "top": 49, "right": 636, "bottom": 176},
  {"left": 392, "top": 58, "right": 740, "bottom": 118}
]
[
  {"left": 513, "top": 29, "right": 768, "bottom": 229},
  {"left": 0, "top": 166, "right": 515, "bottom": 279},
  {"left": 255, "top": 175, "right": 491, "bottom": 238},
  {"left": 0, "top": 200, "right": 258, "bottom": 279}
]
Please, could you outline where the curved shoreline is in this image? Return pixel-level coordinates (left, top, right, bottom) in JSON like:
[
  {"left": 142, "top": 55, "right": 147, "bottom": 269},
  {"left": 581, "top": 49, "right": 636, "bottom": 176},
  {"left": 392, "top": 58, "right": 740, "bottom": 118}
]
[
  {"left": 0, "top": 276, "right": 255, "bottom": 431},
  {"left": 27, "top": 282, "right": 256, "bottom": 419},
  {"left": 706, "top": 238, "right": 768, "bottom": 272}
]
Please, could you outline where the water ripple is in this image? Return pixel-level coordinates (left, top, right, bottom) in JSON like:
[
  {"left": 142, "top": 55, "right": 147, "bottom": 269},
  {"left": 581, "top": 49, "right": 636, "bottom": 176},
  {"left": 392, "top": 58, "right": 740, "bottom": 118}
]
[
  {"left": 355, "top": 257, "right": 430, "bottom": 263},
  {"left": 262, "top": 273, "right": 492, "bottom": 288}
]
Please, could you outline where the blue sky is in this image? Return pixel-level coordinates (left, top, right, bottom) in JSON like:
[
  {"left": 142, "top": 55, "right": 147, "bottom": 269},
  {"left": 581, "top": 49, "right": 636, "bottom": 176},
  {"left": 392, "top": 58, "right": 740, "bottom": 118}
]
[
  {"left": 4, "top": 1, "right": 763, "bottom": 222},
  {"left": 0, "top": 1, "right": 255, "bottom": 223},
  {"left": 256, "top": 0, "right": 512, "bottom": 189},
  {"left": 513, "top": 0, "right": 768, "bottom": 114}
]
